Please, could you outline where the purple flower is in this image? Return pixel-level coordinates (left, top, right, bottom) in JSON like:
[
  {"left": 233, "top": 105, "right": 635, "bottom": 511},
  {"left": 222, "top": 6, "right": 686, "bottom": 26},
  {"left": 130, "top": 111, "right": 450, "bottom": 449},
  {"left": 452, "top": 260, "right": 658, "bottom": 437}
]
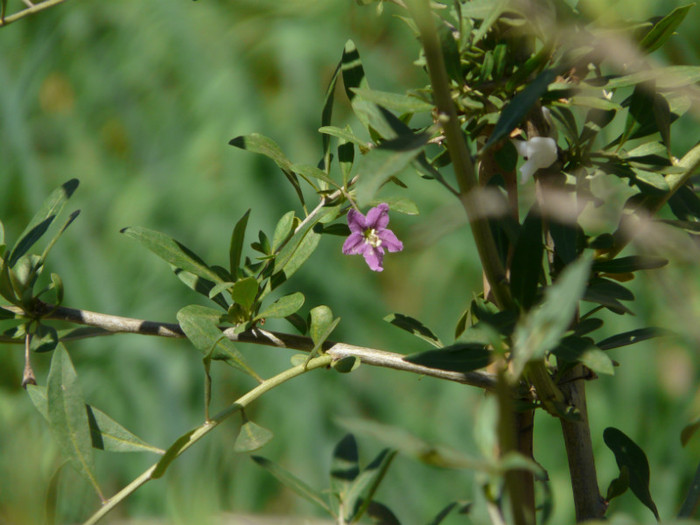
[{"left": 342, "top": 203, "right": 403, "bottom": 272}]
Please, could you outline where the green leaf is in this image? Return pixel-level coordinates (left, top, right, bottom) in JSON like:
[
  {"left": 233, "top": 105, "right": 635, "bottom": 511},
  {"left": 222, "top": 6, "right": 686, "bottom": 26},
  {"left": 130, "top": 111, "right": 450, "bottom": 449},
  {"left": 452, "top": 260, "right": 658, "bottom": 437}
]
[
  {"left": 252, "top": 455, "right": 331, "bottom": 513},
  {"left": 152, "top": 429, "right": 197, "bottom": 479},
  {"left": 370, "top": 196, "right": 419, "bottom": 215},
  {"left": 27, "top": 385, "right": 164, "bottom": 454},
  {"left": 607, "top": 465, "right": 630, "bottom": 501},
  {"left": 47, "top": 344, "right": 102, "bottom": 500},
  {"left": 229, "top": 209, "right": 250, "bottom": 279},
  {"left": 483, "top": 69, "right": 559, "bottom": 151},
  {"left": 177, "top": 305, "right": 259, "bottom": 379},
  {"left": 272, "top": 229, "right": 321, "bottom": 289},
  {"left": 232, "top": 276, "right": 258, "bottom": 312},
  {"left": 173, "top": 268, "right": 228, "bottom": 309},
  {"left": 552, "top": 336, "right": 614, "bottom": 375},
  {"left": 404, "top": 343, "right": 492, "bottom": 373},
  {"left": 603, "top": 427, "right": 659, "bottom": 520},
  {"left": 331, "top": 355, "right": 361, "bottom": 373},
  {"left": 121, "top": 226, "right": 223, "bottom": 284},
  {"left": 271, "top": 211, "right": 296, "bottom": 252},
  {"left": 229, "top": 133, "right": 294, "bottom": 173},
  {"left": 338, "top": 136, "right": 355, "bottom": 185},
  {"left": 321, "top": 57, "right": 342, "bottom": 171},
  {"left": 309, "top": 305, "right": 336, "bottom": 347},
  {"left": 356, "top": 129, "right": 430, "bottom": 207},
  {"left": 319, "top": 125, "right": 369, "bottom": 149},
  {"left": 640, "top": 4, "right": 694, "bottom": 54},
  {"left": 234, "top": 421, "right": 274, "bottom": 453},
  {"left": 427, "top": 502, "right": 469, "bottom": 525},
  {"left": 273, "top": 210, "right": 331, "bottom": 279},
  {"left": 30, "top": 324, "right": 59, "bottom": 353},
  {"left": 341, "top": 40, "right": 368, "bottom": 101},
  {"left": 438, "top": 21, "right": 462, "bottom": 82},
  {"left": 604, "top": 66, "right": 700, "bottom": 90},
  {"left": 592, "top": 255, "right": 668, "bottom": 273},
  {"left": 472, "top": 0, "right": 509, "bottom": 43},
  {"left": 330, "top": 433, "right": 359, "bottom": 516},
  {"left": 567, "top": 96, "right": 622, "bottom": 112},
  {"left": 9, "top": 179, "right": 79, "bottom": 267},
  {"left": 366, "top": 501, "right": 401, "bottom": 525},
  {"left": 597, "top": 327, "right": 670, "bottom": 350},
  {"left": 678, "top": 462, "right": 700, "bottom": 518},
  {"left": 583, "top": 278, "right": 635, "bottom": 311},
  {"left": 384, "top": 313, "right": 442, "bottom": 347},
  {"left": 510, "top": 206, "right": 544, "bottom": 310},
  {"left": 255, "top": 292, "right": 304, "bottom": 320},
  {"left": 351, "top": 87, "right": 433, "bottom": 114},
  {"left": 346, "top": 448, "right": 397, "bottom": 523},
  {"left": 512, "top": 255, "right": 592, "bottom": 379}
]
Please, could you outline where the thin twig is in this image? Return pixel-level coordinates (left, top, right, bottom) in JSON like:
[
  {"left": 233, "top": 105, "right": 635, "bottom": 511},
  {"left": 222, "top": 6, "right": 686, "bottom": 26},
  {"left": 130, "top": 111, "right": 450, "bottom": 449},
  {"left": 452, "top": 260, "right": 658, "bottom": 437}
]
[
  {"left": 0, "top": 0, "right": 67, "bottom": 27},
  {"left": 2, "top": 301, "right": 498, "bottom": 390},
  {"left": 22, "top": 333, "right": 36, "bottom": 387}
]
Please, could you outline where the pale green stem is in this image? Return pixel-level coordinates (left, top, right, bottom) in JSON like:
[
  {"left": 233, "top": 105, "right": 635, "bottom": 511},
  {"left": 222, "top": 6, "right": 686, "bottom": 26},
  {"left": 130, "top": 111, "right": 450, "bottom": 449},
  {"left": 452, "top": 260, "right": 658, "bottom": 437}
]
[
  {"left": 0, "top": 0, "right": 67, "bottom": 27},
  {"left": 404, "top": 0, "right": 512, "bottom": 311},
  {"left": 82, "top": 355, "right": 333, "bottom": 525}
]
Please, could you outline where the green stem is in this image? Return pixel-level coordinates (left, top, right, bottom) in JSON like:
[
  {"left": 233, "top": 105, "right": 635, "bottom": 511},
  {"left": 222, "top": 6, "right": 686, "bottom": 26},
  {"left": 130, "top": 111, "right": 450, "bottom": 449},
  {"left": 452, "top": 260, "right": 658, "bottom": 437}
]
[
  {"left": 0, "top": 0, "right": 67, "bottom": 27},
  {"left": 82, "top": 355, "right": 333, "bottom": 525},
  {"left": 496, "top": 370, "right": 534, "bottom": 525},
  {"left": 405, "top": 0, "right": 512, "bottom": 310}
]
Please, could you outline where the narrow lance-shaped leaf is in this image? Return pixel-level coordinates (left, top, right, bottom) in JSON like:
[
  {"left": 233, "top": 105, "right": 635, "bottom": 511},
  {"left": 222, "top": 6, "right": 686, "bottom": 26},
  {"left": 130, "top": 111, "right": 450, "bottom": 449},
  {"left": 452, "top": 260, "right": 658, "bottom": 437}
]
[
  {"left": 26, "top": 385, "right": 164, "bottom": 454},
  {"left": 341, "top": 40, "right": 368, "bottom": 102},
  {"left": 603, "top": 427, "right": 660, "bottom": 520},
  {"left": 229, "top": 133, "right": 294, "bottom": 173},
  {"left": 230, "top": 209, "right": 250, "bottom": 279},
  {"left": 121, "top": 226, "right": 223, "bottom": 284},
  {"left": 330, "top": 433, "right": 360, "bottom": 516},
  {"left": 255, "top": 292, "right": 304, "bottom": 321},
  {"left": 640, "top": 3, "right": 694, "bottom": 54},
  {"left": 47, "top": 344, "right": 103, "bottom": 500},
  {"left": 321, "top": 58, "right": 342, "bottom": 172},
  {"left": 511, "top": 254, "right": 592, "bottom": 380},
  {"left": 677, "top": 462, "right": 700, "bottom": 518},
  {"left": 483, "top": 69, "right": 559, "bottom": 152},
  {"left": 351, "top": 87, "right": 433, "bottom": 114},
  {"left": 510, "top": 206, "right": 544, "bottom": 310},
  {"left": 9, "top": 179, "right": 79, "bottom": 267},
  {"left": 384, "top": 313, "right": 442, "bottom": 347},
  {"left": 404, "top": 343, "right": 492, "bottom": 373},
  {"left": 346, "top": 448, "right": 397, "bottom": 523},
  {"left": 252, "top": 455, "right": 331, "bottom": 513},
  {"left": 271, "top": 211, "right": 295, "bottom": 252}
]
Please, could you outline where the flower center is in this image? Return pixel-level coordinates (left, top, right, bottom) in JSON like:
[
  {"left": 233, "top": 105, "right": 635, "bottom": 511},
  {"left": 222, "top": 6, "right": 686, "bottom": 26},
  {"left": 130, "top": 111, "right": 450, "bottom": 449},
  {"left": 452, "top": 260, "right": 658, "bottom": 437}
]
[{"left": 364, "top": 228, "right": 382, "bottom": 248}]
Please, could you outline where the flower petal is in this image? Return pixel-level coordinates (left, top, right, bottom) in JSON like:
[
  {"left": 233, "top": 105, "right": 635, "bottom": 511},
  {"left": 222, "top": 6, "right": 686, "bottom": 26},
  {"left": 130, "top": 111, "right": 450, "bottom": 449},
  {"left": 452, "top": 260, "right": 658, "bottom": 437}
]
[
  {"left": 378, "top": 228, "right": 403, "bottom": 253},
  {"left": 342, "top": 232, "right": 367, "bottom": 255},
  {"left": 362, "top": 246, "right": 385, "bottom": 272},
  {"left": 365, "top": 203, "right": 390, "bottom": 230},
  {"left": 346, "top": 208, "right": 366, "bottom": 233},
  {"left": 519, "top": 159, "right": 538, "bottom": 184},
  {"left": 527, "top": 137, "right": 558, "bottom": 169}
]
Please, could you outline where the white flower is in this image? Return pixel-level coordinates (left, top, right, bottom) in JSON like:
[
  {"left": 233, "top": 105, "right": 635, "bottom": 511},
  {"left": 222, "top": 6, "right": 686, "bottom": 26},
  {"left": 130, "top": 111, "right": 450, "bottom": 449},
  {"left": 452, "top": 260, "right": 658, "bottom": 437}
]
[{"left": 513, "top": 137, "right": 558, "bottom": 183}]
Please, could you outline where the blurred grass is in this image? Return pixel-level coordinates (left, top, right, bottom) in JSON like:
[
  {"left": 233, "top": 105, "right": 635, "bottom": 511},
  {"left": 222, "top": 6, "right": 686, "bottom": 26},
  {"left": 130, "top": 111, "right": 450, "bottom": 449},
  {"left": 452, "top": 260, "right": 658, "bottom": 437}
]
[{"left": 0, "top": 0, "right": 698, "bottom": 523}]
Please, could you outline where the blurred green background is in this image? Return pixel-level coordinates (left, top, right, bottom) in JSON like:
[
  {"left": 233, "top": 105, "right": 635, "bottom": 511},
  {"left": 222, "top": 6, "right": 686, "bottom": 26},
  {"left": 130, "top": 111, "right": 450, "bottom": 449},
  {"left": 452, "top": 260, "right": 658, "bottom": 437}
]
[{"left": 0, "top": 0, "right": 698, "bottom": 523}]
